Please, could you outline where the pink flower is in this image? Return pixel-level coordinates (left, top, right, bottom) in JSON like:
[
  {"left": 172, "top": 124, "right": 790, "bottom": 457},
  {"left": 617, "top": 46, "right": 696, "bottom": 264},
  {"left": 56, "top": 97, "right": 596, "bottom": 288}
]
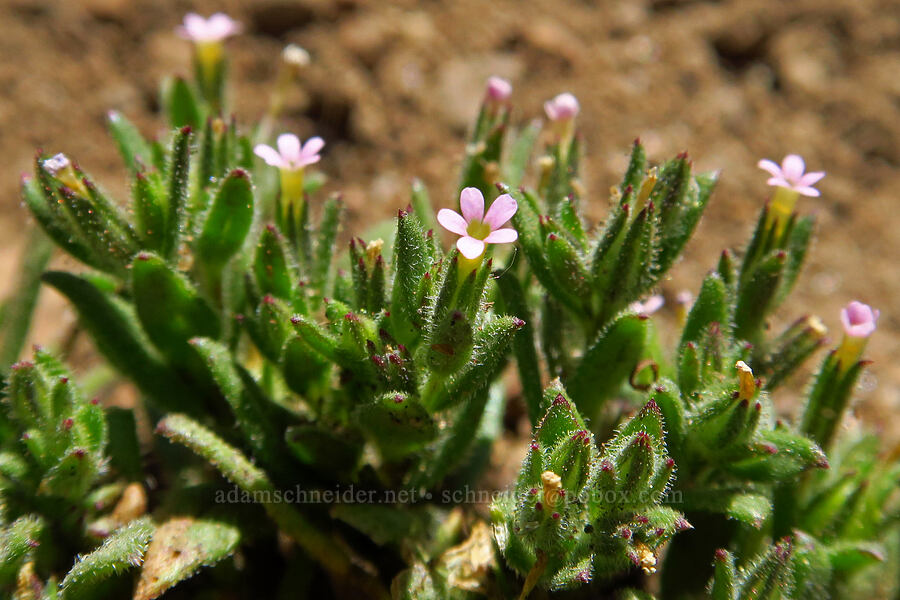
[
  {"left": 757, "top": 154, "right": 825, "bottom": 197},
  {"left": 42, "top": 153, "right": 71, "bottom": 176},
  {"left": 544, "top": 93, "right": 580, "bottom": 122},
  {"left": 437, "top": 187, "right": 518, "bottom": 259},
  {"left": 840, "top": 301, "right": 879, "bottom": 338},
  {"left": 254, "top": 134, "right": 324, "bottom": 170},
  {"left": 675, "top": 290, "right": 694, "bottom": 307},
  {"left": 486, "top": 76, "right": 512, "bottom": 102},
  {"left": 176, "top": 13, "right": 242, "bottom": 43},
  {"left": 629, "top": 295, "right": 664, "bottom": 315}
]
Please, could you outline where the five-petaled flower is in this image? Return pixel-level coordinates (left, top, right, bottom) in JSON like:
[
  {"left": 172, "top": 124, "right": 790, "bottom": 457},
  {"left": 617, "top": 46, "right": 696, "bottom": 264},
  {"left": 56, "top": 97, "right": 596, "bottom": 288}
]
[
  {"left": 438, "top": 187, "right": 518, "bottom": 260},
  {"left": 840, "top": 301, "right": 879, "bottom": 338},
  {"left": 757, "top": 154, "right": 825, "bottom": 198},
  {"left": 176, "top": 13, "right": 242, "bottom": 43},
  {"left": 254, "top": 134, "right": 324, "bottom": 171}
]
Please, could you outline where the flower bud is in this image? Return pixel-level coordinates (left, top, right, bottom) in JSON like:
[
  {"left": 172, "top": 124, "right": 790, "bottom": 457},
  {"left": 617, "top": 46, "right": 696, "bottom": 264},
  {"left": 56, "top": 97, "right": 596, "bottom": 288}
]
[{"left": 836, "top": 300, "right": 879, "bottom": 368}]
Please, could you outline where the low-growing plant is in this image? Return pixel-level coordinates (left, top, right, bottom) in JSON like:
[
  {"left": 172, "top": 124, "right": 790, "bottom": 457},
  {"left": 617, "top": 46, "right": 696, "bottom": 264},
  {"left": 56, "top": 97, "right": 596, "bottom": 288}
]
[{"left": 0, "top": 11, "right": 893, "bottom": 600}]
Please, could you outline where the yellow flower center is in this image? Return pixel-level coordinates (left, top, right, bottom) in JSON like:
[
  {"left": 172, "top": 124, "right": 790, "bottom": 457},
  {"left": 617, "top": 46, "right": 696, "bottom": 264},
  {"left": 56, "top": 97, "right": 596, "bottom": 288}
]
[{"left": 466, "top": 220, "right": 491, "bottom": 240}]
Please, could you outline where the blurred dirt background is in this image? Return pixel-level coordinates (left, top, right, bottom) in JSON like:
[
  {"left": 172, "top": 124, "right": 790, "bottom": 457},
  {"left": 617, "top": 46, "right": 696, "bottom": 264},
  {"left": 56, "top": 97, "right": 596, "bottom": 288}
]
[{"left": 0, "top": 0, "right": 897, "bottom": 437}]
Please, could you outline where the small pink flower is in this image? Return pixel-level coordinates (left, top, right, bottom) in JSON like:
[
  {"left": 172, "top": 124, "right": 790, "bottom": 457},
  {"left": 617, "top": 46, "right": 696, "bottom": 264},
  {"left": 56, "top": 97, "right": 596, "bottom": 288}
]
[
  {"left": 840, "top": 301, "right": 879, "bottom": 338},
  {"left": 437, "top": 187, "right": 518, "bottom": 259},
  {"left": 676, "top": 290, "right": 694, "bottom": 307},
  {"left": 254, "top": 134, "right": 324, "bottom": 170},
  {"left": 544, "top": 93, "right": 580, "bottom": 122},
  {"left": 486, "top": 76, "right": 512, "bottom": 102},
  {"left": 176, "top": 13, "right": 242, "bottom": 43},
  {"left": 42, "top": 153, "right": 71, "bottom": 176},
  {"left": 629, "top": 295, "right": 664, "bottom": 315},
  {"left": 757, "top": 154, "right": 825, "bottom": 197}
]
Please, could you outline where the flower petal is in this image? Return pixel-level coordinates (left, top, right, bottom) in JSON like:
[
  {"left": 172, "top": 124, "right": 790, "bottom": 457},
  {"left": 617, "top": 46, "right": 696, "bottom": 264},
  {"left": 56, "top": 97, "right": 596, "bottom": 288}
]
[
  {"left": 253, "top": 144, "right": 285, "bottom": 168},
  {"left": 484, "top": 228, "right": 518, "bottom": 244},
  {"left": 766, "top": 177, "right": 791, "bottom": 189},
  {"left": 543, "top": 100, "right": 558, "bottom": 121},
  {"left": 297, "top": 155, "right": 321, "bottom": 167},
  {"left": 757, "top": 159, "right": 782, "bottom": 178},
  {"left": 301, "top": 136, "right": 325, "bottom": 158},
  {"left": 483, "top": 193, "right": 518, "bottom": 230},
  {"left": 798, "top": 171, "right": 825, "bottom": 187},
  {"left": 459, "top": 187, "right": 484, "bottom": 223},
  {"left": 781, "top": 154, "right": 805, "bottom": 183},
  {"left": 437, "top": 209, "right": 468, "bottom": 236},
  {"left": 842, "top": 301, "right": 877, "bottom": 338},
  {"left": 208, "top": 13, "right": 241, "bottom": 39},
  {"left": 277, "top": 134, "right": 301, "bottom": 164},
  {"left": 456, "top": 236, "right": 486, "bottom": 260},
  {"left": 794, "top": 186, "right": 821, "bottom": 198}
]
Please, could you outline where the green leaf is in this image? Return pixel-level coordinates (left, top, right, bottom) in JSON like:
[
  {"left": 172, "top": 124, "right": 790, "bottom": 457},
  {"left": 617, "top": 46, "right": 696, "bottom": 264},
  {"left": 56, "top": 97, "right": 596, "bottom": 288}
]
[
  {"left": 533, "top": 383, "right": 586, "bottom": 452},
  {"left": 331, "top": 504, "right": 435, "bottom": 547},
  {"left": 726, "top": 493, "right": 771, "bottom": 529},
  {"left": 410, "top": 179, "right": 436, "bottom": 232},
  {"left": 649, "top": 380, "right": 685, "bottom": 452},
  {"left": 828, "top": 540, "right": 885, "bottom": 573},
  {"left": 496, "top": 270, "right": 543, "bottom": 425},
  {"left": 41, "top": 271, "right": 193, "bottom": 414},
  {"left": 709, "top": 549, "right": 737, "bottom": 600},
  {"left": 0, "top": 229, "right": 53, "bottom": 371},
  {"left": 196, "top": 169, "right": 254, "bottom": 266},
  {"left": 163, "top": 76, "right": 202, "bottom": 130},
  {"left": 156, "top": 414, "right": 351, "bottom": 576},
  {"left": 254, "top": 225, "right": 297, "bottom": 302},
  {"left": 281, "top": 334, "right": 329, "bottom": 397},
  {"left": 775, "top": 215, "right": 814, "bottom": 306},
  {"left": 312, "top": 195, "right": 343, "bottom": 292},
  {"left": 568, "top": 313, "right": 647, "bottom": 418},
  {"left": 0, "top": 516, "right": 44, "bottom": 586},
  {"left": 133, "top": 518, "right": 240, "bottom": 600},
  {"left": 39, "top": 446, "right": 100, "bottom": 500},
  {"left": 106, "top": 407, "right": 142, "bottom": 481},
  {"left": 161, "top": 126, "right": 193, "bottom": 262},
  {"left": 285, "top": 425, "right": 362, "bottom": 477},
  {"left": 620, "top": 139, "right": 647, "bottom": 195},
  {"left": 107, "top": 111, "right": 154, "bottom": 174},
  {"left": 680, "top": 272, "right": 730, "bottom": 347},
  {"left": 727, "top": 428, "right": 828, "bottom": 482},
  {"left": 424, "top": 310, "right": 473, "bottom": 375},
  {"left": 734, "top": 251, "right": 786, "bottom": 343},
  {"left": 390, "top": 209, "right": 430, "bottom": 346},
  {"left": 655, "top": 170, "right": 716, "bottom": 276},
  {"left": 738, "top": 538, "right": 794, "bottom": 599},
  {"left": 131, "top": 253, "right": 220, "bottom": 361},
  {"left": 424, "top": 315, "right": 523, "bottom": 412},
  {"left": 60, "top": 517, "right": 154, "bottom": 597},
  {"left": 58, "top": 187, "right": 136, "bottom": 276},
  {"left": 355, "top": 393, "right": 436, "bottom": 461},
  {"left": 189, "top": 338, "right": 284, "bottom": 469},
  {"left": 132, "top": 171, "right": 167, "bottom": 251},
  {"left": 603, "top": 204, "right": 655, "bottom": 318},
  {"left": 511, "top": 189, "right": 569, "bottom": 309},
  {"left": 546, "top": 233, "right": 591, "bottom": 309},
  {"left": 22, "top": 175, "right": 97, "bottom": 270},
  {"left": 503, "top": 120, "right": 541, "bottom": 188}
]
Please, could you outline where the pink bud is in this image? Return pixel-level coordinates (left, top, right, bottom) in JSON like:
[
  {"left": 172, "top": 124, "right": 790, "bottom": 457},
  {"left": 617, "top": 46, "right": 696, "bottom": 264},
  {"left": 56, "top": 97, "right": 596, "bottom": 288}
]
[
  {"left": 544, "top": 93, "right": 580, "bottom": 122},
  {"left": 840, "top": 301, "right": 879, "bottom": 338},
  {"left": 485, "top": 76, "right": 512, "bottom": 102}
]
